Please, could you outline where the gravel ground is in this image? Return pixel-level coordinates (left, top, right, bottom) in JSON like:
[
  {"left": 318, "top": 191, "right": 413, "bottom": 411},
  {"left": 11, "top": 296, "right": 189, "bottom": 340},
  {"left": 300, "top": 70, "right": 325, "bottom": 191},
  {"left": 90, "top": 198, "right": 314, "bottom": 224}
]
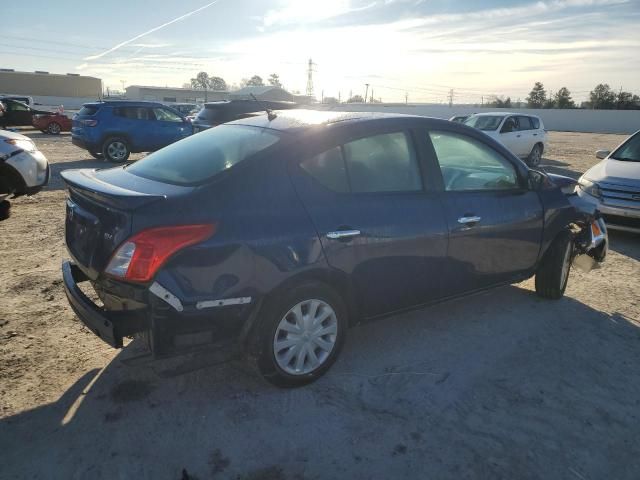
[{"left": 0, "top": 131, "right": 639, "bottom": 479}]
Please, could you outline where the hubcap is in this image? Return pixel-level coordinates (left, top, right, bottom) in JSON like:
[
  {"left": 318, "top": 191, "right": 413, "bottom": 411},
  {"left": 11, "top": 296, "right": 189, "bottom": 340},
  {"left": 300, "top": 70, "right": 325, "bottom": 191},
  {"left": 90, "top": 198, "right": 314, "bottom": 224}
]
[
  {"left": 531, "top": 146, "right": 541, "bottom": 165},
  {"left": 107, "top": 141, "right": 127, "bottom": 161},
  {"left": 560, "top": 241, "right": 572, "bottom": 287},
  {"left": 273, "top": 299, "right": 338, "bottom": 375},
  {"left": 49, "top": 123, "right": 60, "bottom": 134}
]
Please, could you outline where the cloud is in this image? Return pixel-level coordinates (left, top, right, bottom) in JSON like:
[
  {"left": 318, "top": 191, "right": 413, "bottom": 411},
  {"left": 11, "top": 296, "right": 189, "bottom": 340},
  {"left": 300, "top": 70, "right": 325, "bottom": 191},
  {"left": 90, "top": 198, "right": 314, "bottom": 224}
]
[
  {"left": 84, "top": 0, "right": 223, "bottom": 60},
  {"left": 262, "top": 0, "right": 377, "bottom": 27}
]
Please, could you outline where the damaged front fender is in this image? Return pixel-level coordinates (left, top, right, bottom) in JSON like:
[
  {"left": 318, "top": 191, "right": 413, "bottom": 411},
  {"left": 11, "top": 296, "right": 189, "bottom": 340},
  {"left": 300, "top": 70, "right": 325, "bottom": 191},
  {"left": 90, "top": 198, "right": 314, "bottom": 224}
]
[{"left": 567, "top": 194, "right": 608, "bottom": 271}]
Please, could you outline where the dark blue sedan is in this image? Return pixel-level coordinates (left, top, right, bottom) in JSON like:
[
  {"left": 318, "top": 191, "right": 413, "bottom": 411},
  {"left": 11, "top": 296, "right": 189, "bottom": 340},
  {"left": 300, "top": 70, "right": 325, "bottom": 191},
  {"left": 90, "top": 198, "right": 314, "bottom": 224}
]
[{"left": 61, "top": 110, "right": 607, "bottom": 387}]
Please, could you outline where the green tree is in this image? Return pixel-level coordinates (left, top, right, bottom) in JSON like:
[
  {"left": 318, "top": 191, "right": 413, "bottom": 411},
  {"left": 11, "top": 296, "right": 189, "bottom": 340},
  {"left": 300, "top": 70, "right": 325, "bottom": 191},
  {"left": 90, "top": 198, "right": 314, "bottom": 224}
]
[
  {"left": 323, "top": 96, "right": 339, "bottom": 104},
  {"left": 209, "top": 76, "right": 227, "bottom": 91},
  {"left": 554, "top": 87, "right": 575, "bottom": 109},
  {"left": 543, "top": 91, "right": 556, "bottom": 109},
  {"left": 589, "top": 84, "right": 616, "bottom": 109},
  {"left": 487, "top": 95, "right": 511, "bottom": 108},
  {"left": 526, "top": 82, "right": 547, "bottom": 108},
  {"left": 615, "top": 90, "right": 640, "bottom": 110},
  {"left": 246, "top": 75, "right": 264, "bottom": 87},
  {"left": 191, "top": 72, "right": 211, "bottom": 100},
  {"left": 347, "top": 95, "right": 364, "bottom": 103},
  {"left": 268, "top": 74, "right": 282, "bottom": 88}
]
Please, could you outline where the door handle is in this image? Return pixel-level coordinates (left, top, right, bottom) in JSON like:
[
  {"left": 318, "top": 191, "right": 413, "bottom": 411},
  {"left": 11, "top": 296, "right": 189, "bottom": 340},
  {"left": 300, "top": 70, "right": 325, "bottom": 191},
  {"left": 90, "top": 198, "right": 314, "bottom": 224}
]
[
  {"left": 458, "top": 216, "right": 481, "bottom": 225},
  {"left": 533, "top": 133, "right": 538, "bottom": 136},
  {"left": 326, "top": 230, "right": 361, "bottom": 240},
  {"left": 516, "top": 134, "right": 521, "bottom": 137}
]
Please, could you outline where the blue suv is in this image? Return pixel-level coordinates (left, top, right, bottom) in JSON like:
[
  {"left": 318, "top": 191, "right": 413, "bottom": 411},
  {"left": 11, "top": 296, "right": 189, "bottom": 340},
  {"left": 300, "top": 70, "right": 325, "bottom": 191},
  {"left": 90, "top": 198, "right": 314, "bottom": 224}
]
[{"left": 71, "top": 101, "right": 193, "bottom": 162}]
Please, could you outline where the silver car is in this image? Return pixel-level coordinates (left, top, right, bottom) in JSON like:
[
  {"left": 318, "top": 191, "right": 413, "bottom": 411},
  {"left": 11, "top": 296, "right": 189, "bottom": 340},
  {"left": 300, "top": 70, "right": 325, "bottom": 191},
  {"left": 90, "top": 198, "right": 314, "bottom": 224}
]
[
  {"left": 577, "top": 130, "right": 640, "bottom": 233},
  {"left": 0, "top": 129, "right": 49, "bottom": 204}
]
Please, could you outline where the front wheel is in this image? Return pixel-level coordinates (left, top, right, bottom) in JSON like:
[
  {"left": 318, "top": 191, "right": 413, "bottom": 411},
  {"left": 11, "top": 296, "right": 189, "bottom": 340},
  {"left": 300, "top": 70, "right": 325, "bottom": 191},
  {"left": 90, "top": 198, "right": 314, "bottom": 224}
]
[
  {"left": 253, "top": 283, "right": 347, "bottom": 387},
  {"left": 535, "top": 230, "right": 573, "bottom": 299},
  {"left": 102, "top": 137, "right": 130, "bottom": 163},
  {"left": 527, "top": 143, "right": 543, "bottom": 167}
]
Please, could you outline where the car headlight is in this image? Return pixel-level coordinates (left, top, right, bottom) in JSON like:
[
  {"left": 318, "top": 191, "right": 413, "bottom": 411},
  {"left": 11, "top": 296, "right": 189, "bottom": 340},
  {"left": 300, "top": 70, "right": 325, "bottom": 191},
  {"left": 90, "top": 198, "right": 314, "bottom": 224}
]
[
  {"left": 578, "top": 177, "right": 602, "bottom": 198},
  {"left": 4, "top": 138, "right": 36, "bottom": 152}
]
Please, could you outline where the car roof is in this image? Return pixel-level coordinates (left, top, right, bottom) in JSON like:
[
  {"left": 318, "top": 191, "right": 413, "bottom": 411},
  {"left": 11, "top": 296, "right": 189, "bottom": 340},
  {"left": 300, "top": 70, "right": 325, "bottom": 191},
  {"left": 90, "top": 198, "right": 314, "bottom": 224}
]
[
  {"left": 82, "top": 100, "right": 165, "bottom": 108},
  {"left": 471, "top": 112, "right": 540, "bottom": 119},
  {"left": 227, "top": 109, "right": 439, "bottom": 133}
]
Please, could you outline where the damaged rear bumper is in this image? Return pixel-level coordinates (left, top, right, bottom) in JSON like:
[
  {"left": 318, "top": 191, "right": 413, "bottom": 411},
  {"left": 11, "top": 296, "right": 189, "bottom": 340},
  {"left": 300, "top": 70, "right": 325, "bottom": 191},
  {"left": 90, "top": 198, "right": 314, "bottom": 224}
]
[{"left": 62, "top": 261, "right": 148, "bottom": 348}]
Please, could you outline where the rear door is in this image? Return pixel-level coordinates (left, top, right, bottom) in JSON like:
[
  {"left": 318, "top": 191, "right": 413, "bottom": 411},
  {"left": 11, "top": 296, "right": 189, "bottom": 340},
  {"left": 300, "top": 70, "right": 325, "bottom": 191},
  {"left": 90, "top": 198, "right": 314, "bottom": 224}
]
[
  {"left": 289, "top": 126, "right": 449, "bottom": 318},
  {"left": 151, "top": 107, "right": 191, "bottom": 149},
  {"left": 516, "top": 116, "right": 536, "bottom": 154},
  {"left": 426, "top": 129, "right": 543, "bottom": 294}
]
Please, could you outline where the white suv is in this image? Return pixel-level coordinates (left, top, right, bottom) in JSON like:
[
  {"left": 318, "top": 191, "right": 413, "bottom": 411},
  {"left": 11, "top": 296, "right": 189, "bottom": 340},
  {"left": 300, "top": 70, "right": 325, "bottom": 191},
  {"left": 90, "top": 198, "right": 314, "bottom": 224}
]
[{"left": 464, "top": 112, "right": 547, "bottom": 166}]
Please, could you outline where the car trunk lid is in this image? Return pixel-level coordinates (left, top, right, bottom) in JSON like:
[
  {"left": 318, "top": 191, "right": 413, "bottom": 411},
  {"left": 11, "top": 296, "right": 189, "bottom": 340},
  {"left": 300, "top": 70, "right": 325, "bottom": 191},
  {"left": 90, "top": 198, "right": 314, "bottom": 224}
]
[{"left": 61, "top": 167, "right": 185, "bottom": 279}]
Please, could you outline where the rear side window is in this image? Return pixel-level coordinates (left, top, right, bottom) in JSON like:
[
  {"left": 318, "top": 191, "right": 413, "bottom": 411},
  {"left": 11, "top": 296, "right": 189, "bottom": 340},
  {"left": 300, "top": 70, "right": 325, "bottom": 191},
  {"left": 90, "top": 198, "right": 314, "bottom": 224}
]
[
  {"left": 530, "top": 117, "right": 540, "bottom": 129},
  {"left": 300, "top": 147, "right": 349, "bottom": 193},
  {"left": 126, "top": 125, "right": 281, "bottom": 185},
  {"left": 114, "top": 107, "right": 152, "bottom": 120},
  {"left": 344, "top": 132, "right": 422, "bottom": 193},
  {"left": 153, "top": 107, "right": 182, "bottom": 123},
  {"left": 517, "top": 116, "right": 532, "bottom": 130},
  {"left": 78, "top": 106, "right": 98, "bottom": 116}
]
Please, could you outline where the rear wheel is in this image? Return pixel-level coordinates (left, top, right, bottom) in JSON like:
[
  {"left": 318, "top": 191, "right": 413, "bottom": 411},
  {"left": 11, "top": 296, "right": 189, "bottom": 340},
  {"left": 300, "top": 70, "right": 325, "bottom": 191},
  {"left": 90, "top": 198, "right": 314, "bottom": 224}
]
[
  {"left": 253, "top": 283, "right": 347, "bottom": 387},
  {"left": 0, "top": 200, "right": 10, "bottom": 221},
  {"left": 102, "top": 137, "right": 130, "bottom": 163},
  {"left": 47, "top": 122, "right": 61, "bottom": 134},
  {"left": 527, "top": 143, "right": 543, "bottom": 167},
  {"left": 535, "top": 230, "right": 573, "bottom": 299}
]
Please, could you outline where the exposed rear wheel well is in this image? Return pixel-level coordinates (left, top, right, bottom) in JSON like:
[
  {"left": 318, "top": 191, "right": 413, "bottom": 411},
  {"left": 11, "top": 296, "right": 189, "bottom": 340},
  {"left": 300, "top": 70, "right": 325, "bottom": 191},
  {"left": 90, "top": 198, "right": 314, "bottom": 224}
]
[{"left": 0, "top": 163, "right": 27, "bottom": 196}]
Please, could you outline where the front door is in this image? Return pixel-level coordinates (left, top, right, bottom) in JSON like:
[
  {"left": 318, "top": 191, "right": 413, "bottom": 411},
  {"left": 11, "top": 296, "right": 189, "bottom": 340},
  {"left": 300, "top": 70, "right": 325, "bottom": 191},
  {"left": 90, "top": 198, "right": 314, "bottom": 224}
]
[
  {"left": 289, "top": 128, "right": 449, "bottom": 318},
  {"left": 151, "top": 107, "right": 190, "bottom": 150},
  {"left": 6, "top": 100, "right": 32, "bottom": 126},
  {"left": 426, "top": 129, "right": 544, "bottom": 294}
]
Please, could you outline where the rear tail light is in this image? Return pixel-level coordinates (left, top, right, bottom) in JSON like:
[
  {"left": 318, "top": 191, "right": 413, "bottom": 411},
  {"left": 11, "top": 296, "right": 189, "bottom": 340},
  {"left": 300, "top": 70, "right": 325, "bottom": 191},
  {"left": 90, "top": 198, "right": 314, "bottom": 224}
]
[
  {"left": 105, "top": 224, "right": 216, "bottom": 283},
  {"left": 81, "top": 119, "right": 98, "bottom": 127}
]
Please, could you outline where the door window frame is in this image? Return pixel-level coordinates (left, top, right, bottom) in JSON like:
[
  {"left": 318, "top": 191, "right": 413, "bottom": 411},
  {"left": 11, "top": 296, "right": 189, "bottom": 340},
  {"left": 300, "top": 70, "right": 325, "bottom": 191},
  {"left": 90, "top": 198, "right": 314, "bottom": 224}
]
[{"left": 421, "top": 127, "right": 529, "bottom": 194}]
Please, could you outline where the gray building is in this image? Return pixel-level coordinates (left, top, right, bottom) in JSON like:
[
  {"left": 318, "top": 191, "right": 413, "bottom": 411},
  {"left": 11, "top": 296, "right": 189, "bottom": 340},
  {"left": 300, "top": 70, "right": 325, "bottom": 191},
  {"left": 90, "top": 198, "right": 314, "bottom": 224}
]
[
  {"left": 0, "top": 69, "right": 102, "bottom": 108},
  {"left": 125, "top": 85, "right": 228, "bottom": 104},
  {"left": 229, "top": 86, "right": 294, "bottom": 102}
]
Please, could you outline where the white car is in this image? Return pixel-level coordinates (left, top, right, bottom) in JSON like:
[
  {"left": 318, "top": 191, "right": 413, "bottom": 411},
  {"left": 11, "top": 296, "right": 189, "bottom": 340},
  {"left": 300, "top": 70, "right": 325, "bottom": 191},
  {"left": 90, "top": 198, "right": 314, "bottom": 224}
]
[
  {"left": 576, "top": 130, "right": 640, "bottom": 233},
  {"left": 464, "top": 112, "right": 547, "bottom": 166},
  {"left": 0, "top": 129, "right": 49, "bottom": 217}
]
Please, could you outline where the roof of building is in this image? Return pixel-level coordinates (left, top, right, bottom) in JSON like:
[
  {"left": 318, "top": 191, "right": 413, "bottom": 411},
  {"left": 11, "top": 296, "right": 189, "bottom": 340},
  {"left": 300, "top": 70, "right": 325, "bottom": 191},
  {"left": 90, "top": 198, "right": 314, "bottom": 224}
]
[
  {"left": 231, "top": 86, "right": 288, "bottom": 96},
  {"left": 126, "top": 85, "right": 227, "bottom": 92},
  {"left": 0, "top": 69, "right": 100, "bottom": 80}
]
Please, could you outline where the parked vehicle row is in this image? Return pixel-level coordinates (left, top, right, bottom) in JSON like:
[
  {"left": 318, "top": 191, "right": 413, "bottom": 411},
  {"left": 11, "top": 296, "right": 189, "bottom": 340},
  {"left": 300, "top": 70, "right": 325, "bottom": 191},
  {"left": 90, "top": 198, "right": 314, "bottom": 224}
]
[
  {"left": 191, "top": 100, "right": 297, "bottom": 132},
  {"left": 61, "top": 110, "right": 607, "bottom": 387}
]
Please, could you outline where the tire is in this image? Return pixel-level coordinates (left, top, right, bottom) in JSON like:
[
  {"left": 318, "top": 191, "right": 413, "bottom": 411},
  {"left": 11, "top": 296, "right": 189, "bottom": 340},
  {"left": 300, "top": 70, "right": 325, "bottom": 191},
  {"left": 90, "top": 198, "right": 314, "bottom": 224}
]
[
  {"left": 89, "top": 151, "right": 104, "bottom": 160},
  {"left": 527, "top": 143, "right": 543, "bottom": 167},
  {"left": 47, "top": 122, "right": 61, "bottom": 135},
  {"left": 252, "top": 282, "right": 347, "bottom": 387},
  {"left": 535, "top": 230, "right": 574, "bottom": 299},
  {"left": 102, "top": 137, "right": 130, "bottom": 163},
  {"left": 0, "top": 200, "right": 10, "bottom": 221}
]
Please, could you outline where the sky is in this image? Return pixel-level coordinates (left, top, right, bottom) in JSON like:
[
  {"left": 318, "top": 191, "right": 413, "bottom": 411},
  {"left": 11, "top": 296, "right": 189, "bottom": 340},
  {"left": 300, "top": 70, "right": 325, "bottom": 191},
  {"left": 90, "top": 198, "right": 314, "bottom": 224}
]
[{"left": 2, "top": 0, "right": 640, "bottom": 103}]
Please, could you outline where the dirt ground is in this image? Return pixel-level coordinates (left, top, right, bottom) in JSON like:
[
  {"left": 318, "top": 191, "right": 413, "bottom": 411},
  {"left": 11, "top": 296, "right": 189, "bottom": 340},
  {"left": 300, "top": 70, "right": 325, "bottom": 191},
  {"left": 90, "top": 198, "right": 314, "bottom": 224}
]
[{"left": 1, "top": 131, "right": 639, "bottom": 479}]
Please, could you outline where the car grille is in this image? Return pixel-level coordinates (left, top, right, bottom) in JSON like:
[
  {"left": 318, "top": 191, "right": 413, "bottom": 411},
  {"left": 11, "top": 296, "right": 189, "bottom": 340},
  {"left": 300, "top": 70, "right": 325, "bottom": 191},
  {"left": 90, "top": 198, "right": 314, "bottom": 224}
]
[{"left": 601, "top": 183, "right": 640, "bottom": 206}]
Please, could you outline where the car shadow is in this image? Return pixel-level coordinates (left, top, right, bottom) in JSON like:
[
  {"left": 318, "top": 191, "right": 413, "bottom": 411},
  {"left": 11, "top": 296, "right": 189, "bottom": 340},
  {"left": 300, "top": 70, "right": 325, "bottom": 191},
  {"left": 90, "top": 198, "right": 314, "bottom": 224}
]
[
  {"left": 608, "top": 230, "right": 640, "bottom": 260},
  {"left": 539, "top": 158, "right": 581, "bottom": 179},
  {"left": 46, "top": 159, "right": 113, "bottom": 191},
  {"left": 2, "top": 285, "right": 640, "bottom": 479}
]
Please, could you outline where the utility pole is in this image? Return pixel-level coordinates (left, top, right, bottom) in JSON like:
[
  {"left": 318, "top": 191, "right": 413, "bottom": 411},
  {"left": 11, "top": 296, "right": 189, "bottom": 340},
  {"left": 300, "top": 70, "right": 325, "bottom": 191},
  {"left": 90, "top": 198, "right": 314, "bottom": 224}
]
[
  {"left": 306, "top": 58, "right": 316, "bottom": 98},
  {"left": 448, "top": 88, "right": 455, "bottom": 108},
  {"left": 364, "top": 83, "right": 370, "bottom": 104},
  {"left": 405, "top": 92, "right": 408, "bottom": 104},
  {"left": 370, "top": 89, "right": 374, "bottom": 103},
  {"left": 321, "top": 90, "right": 324, "bottom": 104},
  {"left": 481, "top": 95, "right": 484, "bottom": 107},
  {"left": 338, "top": 91, "right": 341, "bottom": 103}
]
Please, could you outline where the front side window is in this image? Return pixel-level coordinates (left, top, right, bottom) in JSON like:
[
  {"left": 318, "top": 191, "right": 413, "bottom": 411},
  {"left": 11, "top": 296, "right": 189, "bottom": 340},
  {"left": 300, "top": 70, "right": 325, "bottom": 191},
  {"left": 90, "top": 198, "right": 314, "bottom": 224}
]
[
  {"left": 343, "top": 132, "right": 422, "bottom": 193},
  {"left": 115, "top": 107, "right": 151, "bottom": 120},
  {"left": 464, "top": 115, "right": 503, "bottom": 131},
  {"left": 501, "top": 116, "right": 519, "bottom": 133},
  {"left": 429, "top": 131, "right": 519, "bottom": 191},
  {"left": 154, "top": 107, "right": 183, "bottom": 123},
  {"left": 9, "top": 101, "right": 28, "bottom": 112},
  {"left": 127, "top": 125, "right": 280, "bottom": 185},
  {"left": 517, "top": 116, "right": 532, "bottom": 130}
]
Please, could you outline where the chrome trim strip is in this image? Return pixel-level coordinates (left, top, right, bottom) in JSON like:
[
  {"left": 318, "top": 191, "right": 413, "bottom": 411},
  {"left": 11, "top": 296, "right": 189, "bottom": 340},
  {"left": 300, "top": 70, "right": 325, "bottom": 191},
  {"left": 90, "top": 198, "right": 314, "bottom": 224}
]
[
  {"left": 149, "top": 282, "right": 184, "bottom": 312},
  {"left": 196, "top": 297, "right": 252, "bottom": 310}
]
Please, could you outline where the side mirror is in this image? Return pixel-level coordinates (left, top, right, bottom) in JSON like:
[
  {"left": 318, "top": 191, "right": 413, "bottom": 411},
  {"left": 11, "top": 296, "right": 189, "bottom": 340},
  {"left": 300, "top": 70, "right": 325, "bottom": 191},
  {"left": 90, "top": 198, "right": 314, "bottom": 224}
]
[
  {"left": 595, "top": 150, "right": 610, "bottom": 160},
  {"left": 528, "top": 170, "right": 546, "bottom": 191}
]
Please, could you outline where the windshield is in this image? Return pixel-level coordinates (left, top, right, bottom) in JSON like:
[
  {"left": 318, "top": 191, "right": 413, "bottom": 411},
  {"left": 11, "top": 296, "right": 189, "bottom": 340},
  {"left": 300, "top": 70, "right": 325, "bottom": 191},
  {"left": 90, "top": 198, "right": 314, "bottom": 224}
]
[
  {"left": 464, "top": 115, "right": 504, "bottom": 131},
  {"left": 126, "top": 125, "right": 281, "bottom": 185},
  {"left": 611, "top": 132, "right": 640, "bottom": 162}
]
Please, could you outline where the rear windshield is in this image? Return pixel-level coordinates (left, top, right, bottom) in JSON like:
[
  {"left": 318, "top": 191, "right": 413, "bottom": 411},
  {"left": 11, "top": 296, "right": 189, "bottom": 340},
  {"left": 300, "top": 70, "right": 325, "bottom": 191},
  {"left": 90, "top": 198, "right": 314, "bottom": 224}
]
[
  {"left": 78, "top": 106, "right": 99, "bottom": 116},
  {"left": 126, "top": 125, "right": 281, "bottom": 185},
  {"left": 464, "top": 115, "right": 503, "bottom": 131}
]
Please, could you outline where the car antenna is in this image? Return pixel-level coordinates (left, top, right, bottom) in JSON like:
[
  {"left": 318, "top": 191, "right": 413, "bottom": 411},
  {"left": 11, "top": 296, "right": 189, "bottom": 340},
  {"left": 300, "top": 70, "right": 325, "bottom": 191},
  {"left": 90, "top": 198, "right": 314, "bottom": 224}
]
[{"left": 250, "top": 93, "right": 277, "bottom": 121}]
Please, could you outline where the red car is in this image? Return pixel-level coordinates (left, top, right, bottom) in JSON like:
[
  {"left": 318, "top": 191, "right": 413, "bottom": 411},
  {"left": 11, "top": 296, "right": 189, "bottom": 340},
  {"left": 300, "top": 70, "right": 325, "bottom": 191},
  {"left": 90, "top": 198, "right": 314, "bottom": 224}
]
[{"left": 32, "top": 113, "right": 72, "bottom": 135}]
